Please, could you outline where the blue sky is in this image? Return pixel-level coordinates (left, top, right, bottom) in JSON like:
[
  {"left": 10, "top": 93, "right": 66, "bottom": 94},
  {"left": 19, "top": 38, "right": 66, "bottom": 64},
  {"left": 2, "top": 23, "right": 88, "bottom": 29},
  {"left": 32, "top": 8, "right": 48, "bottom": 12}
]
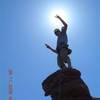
[{"left": 0, "top": 0, "right": 100, "bottom": 100}]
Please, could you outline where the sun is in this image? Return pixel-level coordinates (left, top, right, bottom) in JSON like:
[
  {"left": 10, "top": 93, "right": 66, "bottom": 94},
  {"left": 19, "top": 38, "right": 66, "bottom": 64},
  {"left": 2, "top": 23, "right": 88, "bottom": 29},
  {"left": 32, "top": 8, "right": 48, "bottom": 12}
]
[{"left": 48, "top": 8, "right": 69, "bottom": 28}]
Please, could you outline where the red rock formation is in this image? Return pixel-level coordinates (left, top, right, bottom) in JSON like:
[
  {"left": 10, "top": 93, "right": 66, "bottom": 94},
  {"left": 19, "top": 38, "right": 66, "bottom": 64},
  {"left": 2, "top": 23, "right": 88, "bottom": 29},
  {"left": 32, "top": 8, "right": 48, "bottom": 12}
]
[{"left": 42, "top": 68, "right": 93, "bottom": 100}]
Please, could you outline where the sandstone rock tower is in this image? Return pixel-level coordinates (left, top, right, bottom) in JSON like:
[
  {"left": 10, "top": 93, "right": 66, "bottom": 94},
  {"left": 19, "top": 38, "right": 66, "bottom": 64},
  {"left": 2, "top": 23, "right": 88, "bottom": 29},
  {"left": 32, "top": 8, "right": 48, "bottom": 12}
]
[{"left": 42, "top": 68, "right": 93, "bottom": 100}]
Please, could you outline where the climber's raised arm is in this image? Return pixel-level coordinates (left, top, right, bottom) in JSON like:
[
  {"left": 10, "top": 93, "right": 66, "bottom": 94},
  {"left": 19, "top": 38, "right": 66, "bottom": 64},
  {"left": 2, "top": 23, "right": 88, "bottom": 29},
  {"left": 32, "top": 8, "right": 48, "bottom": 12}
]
[{"left": 55, "top": 15, "right": 67, "bottom": 28}]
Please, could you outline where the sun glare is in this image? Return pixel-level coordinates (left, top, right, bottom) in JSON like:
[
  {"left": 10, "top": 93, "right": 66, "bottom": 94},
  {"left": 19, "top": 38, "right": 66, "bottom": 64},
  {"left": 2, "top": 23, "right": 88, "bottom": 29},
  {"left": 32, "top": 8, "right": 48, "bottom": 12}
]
[{"left": 49, "top": 8, "right": 69, "bottom": 28}]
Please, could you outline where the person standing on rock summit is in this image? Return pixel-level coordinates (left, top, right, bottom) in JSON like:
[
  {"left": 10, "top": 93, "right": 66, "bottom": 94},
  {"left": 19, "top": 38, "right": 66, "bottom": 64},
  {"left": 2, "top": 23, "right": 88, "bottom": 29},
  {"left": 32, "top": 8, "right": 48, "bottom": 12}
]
[{"left": 45, "top": 15, "right": 72, "bottom": 69}]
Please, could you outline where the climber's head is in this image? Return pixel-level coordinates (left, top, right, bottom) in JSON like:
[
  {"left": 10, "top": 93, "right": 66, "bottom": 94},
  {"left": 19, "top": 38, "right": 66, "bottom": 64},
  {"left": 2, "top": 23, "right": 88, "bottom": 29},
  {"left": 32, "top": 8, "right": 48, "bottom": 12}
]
[{"left": 54, "top": 28, "right": 61, "bottom": 36}]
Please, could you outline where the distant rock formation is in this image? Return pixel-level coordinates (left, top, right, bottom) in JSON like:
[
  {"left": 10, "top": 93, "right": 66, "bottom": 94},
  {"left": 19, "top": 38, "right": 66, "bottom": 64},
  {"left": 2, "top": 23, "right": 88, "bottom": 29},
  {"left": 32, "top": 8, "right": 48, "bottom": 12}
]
[{"left": 42, "top": 68, "right": 93, "bottom": 100}]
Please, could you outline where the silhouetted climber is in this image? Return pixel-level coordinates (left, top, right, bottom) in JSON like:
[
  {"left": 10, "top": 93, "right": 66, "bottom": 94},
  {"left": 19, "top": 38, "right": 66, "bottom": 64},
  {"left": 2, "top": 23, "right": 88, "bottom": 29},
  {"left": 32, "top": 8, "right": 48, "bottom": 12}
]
[{"left": 45, "top": 15, "right": 72, "bottom": 69}]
